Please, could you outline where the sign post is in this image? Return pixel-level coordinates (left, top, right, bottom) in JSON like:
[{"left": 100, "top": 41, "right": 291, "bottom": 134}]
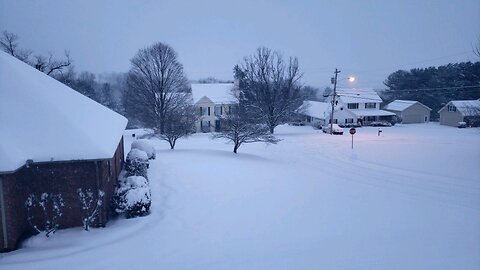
[{"left": 349, "top": 127, "right": 356, "bottom": 149}]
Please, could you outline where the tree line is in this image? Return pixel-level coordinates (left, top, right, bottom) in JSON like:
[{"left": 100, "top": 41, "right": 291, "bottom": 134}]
[{"left": 381, "top": 61, "right": 480, "bottom": 120}]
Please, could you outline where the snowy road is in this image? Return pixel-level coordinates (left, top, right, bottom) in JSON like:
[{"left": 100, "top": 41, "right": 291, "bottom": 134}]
[{"left": 1, "top": 123, "right": 479, "bottom": 269}]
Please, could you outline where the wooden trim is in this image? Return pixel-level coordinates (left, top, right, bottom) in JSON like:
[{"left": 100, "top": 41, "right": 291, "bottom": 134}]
[
  {"left": 0, "top": 177, "right": 7, "bottom": 249},
  {"left": 94, "top": 161, "right": 102, "bottom": 225}
]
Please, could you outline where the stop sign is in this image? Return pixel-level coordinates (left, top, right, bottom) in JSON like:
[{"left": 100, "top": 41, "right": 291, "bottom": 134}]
[{"left": 349, "top": 127, "right": 356, "bottom": 135}]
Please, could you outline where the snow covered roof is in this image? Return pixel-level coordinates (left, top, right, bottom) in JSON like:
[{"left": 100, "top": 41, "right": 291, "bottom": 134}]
[
  {"left": 384, "top": 100, "right": 432, "bottom": 111},
  {"left": 351, "top": 109, "right": 396, "bottom": 117},
  {"left": 442, "top": 100, "right": 480, "bottom": 116},
  {"left": 297, "top": 101, "right": 330, "bottom": 119},
  {"left": 336, "top": 88, "right": 383, "bottom": 103},
  {"left": 0, "top": 52, "right": 128, "bottom": 173},
  {"left": 191, "top": 83, "right": 236, "bottom": 104}
]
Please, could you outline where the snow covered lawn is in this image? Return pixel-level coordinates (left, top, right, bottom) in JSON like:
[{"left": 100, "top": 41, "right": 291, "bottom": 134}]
[{"left": 1, "top": 123, "right": 479, "bottom": 269}]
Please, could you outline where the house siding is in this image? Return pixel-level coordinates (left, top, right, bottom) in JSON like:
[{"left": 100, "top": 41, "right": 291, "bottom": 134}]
[
  {"left": 401, "top": 103, "right": 431, "bottom": 123},
  {"left": 439, "top": 110, "right": 464, "bottom": 127},
  {"left": 0, "top": 138, "right": 124, "bottom": 252},
  {"left": 196, "top": 98, "right": 233, "bottom": 132}
]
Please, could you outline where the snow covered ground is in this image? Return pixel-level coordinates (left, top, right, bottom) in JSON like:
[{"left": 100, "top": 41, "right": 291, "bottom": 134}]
[{"left": 1, "top": 123, "right": 479, "bottom": 269}]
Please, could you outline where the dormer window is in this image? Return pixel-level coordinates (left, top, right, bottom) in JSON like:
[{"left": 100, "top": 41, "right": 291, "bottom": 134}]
[{"left": 447, "top": 105, "right": 456, "bottom": 112}]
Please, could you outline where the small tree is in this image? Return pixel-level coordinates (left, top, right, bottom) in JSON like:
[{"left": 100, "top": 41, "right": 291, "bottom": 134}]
[
  {"left": 213, "top": 104, "right": 280, "bottom": 153},
  {"left": 156, "top": 104, "right": 197, "bottom": 149},
  {"left": 25, "top": 193, "right": 65, "bottom": 237},
  {"left": 77, "top": 188, "right": 105, "bottom": 231}
]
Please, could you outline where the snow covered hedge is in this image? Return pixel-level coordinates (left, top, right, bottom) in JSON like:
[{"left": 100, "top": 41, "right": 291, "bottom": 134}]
[
  {"left": 113, "top": 174, "right": 151, "bottom": 218},
  {"left": 112, "top": 147, "right": 152, "bottom": 218},
  {"left": 131, "top": 139, "right": 156, "bottom": 159},
  {"left": 125, "top": 148, "right": 149, "bottom": 178}
]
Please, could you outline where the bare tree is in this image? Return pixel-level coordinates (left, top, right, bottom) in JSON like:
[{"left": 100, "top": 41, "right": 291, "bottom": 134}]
[
  {"left": 156, "top": 103, "right": 197, "bottom": 149},
  {"left": 77, "top": 188, "right": 105, "bottom": 231},
  {"left": 0, "top": 31, "right": 30, "bottom": 61},
  {"left": 1, "top": 30, "right": 71, "bottom": 75},
  {"left": 33, "top": 51, "right": 72, "bottom": 75},
  {"left": 25, "top": 193, "right": 65, "bottom": 237},
  {"left": 213, "top": 104, "right": 279, "bottom": 154},
  {"left": 474, "top": 38, "right": 480, "bottom": 58},
  {"left": 125, "top": 42, "right": 191, "bottom": 133},
  {"left": 236, "top": 47, "right": 303, "bottom": 133}
]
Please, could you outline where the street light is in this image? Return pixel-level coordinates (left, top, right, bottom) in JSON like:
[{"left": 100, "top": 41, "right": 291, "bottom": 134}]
[{"left": 329, "top": 69, "right": 355, "bottom": 135}]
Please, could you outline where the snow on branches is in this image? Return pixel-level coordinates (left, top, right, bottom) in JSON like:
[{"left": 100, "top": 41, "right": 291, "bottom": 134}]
[
  {"left": 77, "top": 188, "right": 105, "bottom": 231},
  {"left": 25, "top": 193, "right": 65, "bottom": 237}
]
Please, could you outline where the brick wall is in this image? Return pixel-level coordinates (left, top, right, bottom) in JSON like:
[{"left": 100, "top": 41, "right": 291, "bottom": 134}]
[{"left": 0, "top": 138, "right": 124, "bottom": 252}]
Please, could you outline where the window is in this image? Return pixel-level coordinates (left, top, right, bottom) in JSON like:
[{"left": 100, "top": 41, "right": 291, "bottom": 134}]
[
  {"left": 365, "top": 103, "right": 376, "bottom": 109},
  {"left": 345, "top": 118, "right": 354, "bottom": 124},
  {"left": 366, "top": 116, "right": 376, "bottom": 121},
  {"left": 447, "top": 105, "right": 456, "bottom": 112},
  {"left": 347, "top": 103, "right": 359, "bottom": 109},
  {"left": 200, "top": 107, "right": 208, "bottom": 116},
  {"left": 328, "top": 119, "right": 338, "bottom": 124},
  {"left": 214, "top": 105, "right": 222, "bottom": 116}
]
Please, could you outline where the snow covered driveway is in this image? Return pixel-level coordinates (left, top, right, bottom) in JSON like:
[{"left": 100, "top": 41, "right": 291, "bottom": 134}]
[{"left": 1, "top": 123, "right": 479, "bottom": 269}]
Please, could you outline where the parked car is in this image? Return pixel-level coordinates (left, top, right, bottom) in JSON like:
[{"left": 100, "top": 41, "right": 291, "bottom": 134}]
[{"left": 322, "top": 124, "right": 344, "bottom": 135}]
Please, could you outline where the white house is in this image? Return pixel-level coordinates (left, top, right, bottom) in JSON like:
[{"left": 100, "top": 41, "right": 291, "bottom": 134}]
[
  {"left": 384, "top": 100, "right": 432, "bottom": 123},
  {"left": 438, "top": 99, "right": 480, "bottom": 127},
  {"left": 296, "top": 100, "right": 357, "bottom": 127},
  {"left": 191, "top": 83, "right": 238, "bottom": 132},
  {"left": 298, "top": 89, "right": 395, "bottom": 127}
]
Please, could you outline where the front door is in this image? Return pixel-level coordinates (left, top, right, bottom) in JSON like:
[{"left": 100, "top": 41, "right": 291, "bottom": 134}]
[{"left": 215, "top": 120, "right": 221, "bottom": 132}]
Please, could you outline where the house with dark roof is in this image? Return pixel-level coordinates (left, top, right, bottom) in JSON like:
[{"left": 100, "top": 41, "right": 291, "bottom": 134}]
[
  {"left": 0, "top": 52, "right": 128, "bottom": 252},
  {"left": 384, "top": 100, "right": 432, "bottom": 123},
  {"left": 438, "top": 99, "right": 480, "bottom": 127}
]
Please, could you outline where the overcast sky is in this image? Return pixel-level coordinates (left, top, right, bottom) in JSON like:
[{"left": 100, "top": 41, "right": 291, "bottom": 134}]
[{"left": 1, "top": 0, "right": 479, "bottom": 89}]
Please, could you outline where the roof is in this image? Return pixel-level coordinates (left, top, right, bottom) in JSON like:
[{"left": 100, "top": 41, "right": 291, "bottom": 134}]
[
  {"left": 384, "top": 100, "right": 432, "bottom": 111},
  {"left": 336, "top": 88, "right": 383, "bottom": 104},
  {"left": 442, "top": 100, "right": 480, "bottom": 116},
  {"left": 191, "top": 83, "right": 236, "bottom": 104},
  {"left": 0, "top": 52, "right": 128, "bottom": 173},
  {"left": 297, "top": 101, "right": 330, "bottom": 119},
  {"left": 351, "top": 109, "right": 396, "bottom": 117}
]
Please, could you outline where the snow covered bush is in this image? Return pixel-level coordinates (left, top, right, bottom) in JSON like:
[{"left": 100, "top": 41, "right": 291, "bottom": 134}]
[
  {"left": 113, "top": 174, "right": 151, "bottom": 218},
  {"left": 131, "top": 139, "right": 156, "bottom": 159},
  {"left": 25, "top": 193, "right": 65, "bottom": 237},
  {"left": 77, "top": 188, "right": 105, "bottom": 231},
  {"left": 125, "top": 148, "right": 149, "bottom": 178}
]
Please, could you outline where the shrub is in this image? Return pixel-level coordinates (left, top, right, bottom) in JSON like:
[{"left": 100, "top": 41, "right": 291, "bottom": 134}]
[
  {"left": 25, "top": 193, "right": 65, "bottom": 237},
  {"left": 113, "top": 174, "right": 151, "bottom": 218},
  {"left": 125, "top": 149, "right": 149, "bottom": 178},
  {"left": 131, "top": 139, "right": 156, "bottom": 159}
]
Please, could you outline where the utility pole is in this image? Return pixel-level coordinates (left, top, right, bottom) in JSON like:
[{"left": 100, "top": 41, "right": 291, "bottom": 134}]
[{"left": 329, "top": 68, "right": 341, "bottom": 135}]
